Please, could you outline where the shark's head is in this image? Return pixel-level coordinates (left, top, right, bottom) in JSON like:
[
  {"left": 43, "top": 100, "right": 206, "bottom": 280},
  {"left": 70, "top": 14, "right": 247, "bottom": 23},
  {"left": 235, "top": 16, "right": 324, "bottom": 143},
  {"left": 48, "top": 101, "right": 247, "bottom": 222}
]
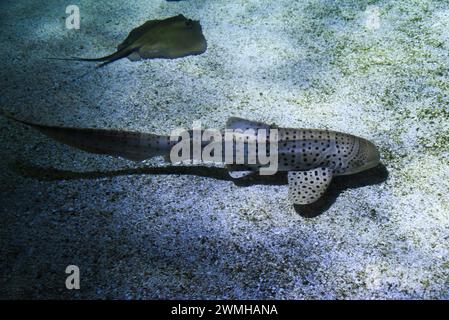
[{"left": 344, "top": 138, "right": 380, "bottom": 175}]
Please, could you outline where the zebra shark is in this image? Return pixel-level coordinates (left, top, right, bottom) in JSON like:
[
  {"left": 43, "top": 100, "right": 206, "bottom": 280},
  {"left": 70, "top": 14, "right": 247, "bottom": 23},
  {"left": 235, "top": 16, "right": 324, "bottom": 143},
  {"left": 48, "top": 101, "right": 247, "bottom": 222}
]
[{"left": 1, "top": 113, "right": 380, "bottom": 205}]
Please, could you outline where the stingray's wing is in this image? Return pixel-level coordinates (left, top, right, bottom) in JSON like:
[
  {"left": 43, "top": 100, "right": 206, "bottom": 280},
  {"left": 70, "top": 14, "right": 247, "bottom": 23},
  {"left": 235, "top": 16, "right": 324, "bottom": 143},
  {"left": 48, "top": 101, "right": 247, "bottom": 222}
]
[
  {"left": 117, "top": 15, "right": 189, "bottom": 51},
  {"left": 117, "top": 20, "right": 162, "bottom": 51}
]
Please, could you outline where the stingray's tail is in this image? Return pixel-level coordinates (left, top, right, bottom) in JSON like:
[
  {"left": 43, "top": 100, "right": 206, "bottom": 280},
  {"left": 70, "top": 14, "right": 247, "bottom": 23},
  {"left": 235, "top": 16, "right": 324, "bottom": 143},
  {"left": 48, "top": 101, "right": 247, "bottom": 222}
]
[
  {"left": 45, "top": 46, "right": 138, "bottom": 68},
  {"left": 0, "top": 110, "right": 171, "bottom": 162}
]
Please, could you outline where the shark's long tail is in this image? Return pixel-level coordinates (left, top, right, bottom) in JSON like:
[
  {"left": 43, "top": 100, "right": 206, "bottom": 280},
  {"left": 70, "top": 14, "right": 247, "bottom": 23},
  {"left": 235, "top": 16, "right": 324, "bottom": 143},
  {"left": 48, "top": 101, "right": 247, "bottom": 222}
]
[{"left": 1, "top": 110, "right": 170, "bottom": 162}]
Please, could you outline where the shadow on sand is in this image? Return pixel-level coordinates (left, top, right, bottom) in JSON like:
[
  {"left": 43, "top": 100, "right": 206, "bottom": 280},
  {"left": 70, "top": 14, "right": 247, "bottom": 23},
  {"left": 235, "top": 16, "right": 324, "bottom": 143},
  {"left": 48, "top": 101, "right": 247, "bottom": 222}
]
[{"left": 11, "top": 161, "right": 389, "bottom": 218}]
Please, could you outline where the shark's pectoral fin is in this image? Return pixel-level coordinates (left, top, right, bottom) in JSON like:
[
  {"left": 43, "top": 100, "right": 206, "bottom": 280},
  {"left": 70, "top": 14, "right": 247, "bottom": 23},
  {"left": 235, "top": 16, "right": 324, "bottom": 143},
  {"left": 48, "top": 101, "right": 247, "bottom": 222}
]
[{"left": 288, "top": 168, "right": 333, "bottom": 205}]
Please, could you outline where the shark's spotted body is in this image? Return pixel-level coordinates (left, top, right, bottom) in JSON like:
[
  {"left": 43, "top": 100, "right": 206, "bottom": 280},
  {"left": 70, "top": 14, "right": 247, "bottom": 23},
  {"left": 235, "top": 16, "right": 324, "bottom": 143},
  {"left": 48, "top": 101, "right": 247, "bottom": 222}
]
[
  {"left": 277, "top": 128, "right": 378, "bottom": 204},
  {"left": 2, "top": 114, "right": 380, "bottom": 205}
]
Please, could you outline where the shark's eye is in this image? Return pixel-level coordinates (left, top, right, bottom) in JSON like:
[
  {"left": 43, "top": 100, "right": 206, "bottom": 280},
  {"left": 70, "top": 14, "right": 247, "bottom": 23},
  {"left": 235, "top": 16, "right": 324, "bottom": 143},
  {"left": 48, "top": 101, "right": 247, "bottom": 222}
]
[{"left": 185, "top": 20, "right": 193, "bottom": 27}]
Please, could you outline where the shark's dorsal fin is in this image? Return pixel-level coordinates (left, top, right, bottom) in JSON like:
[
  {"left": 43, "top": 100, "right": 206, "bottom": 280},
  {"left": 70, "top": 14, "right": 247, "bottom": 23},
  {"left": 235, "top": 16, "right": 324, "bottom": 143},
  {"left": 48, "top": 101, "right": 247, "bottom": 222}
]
[
  {"left": 288, "top": 168, "right": 333, "bottom": 205},
  {"left": 226, "top": 117, "right": 271, "bottom": 131}
]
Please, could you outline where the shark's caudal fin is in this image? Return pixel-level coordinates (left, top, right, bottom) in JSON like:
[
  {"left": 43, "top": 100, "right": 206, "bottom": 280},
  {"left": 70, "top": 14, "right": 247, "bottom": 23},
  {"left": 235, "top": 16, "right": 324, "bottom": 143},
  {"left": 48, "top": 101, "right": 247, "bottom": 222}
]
[
  {"left": 288, "top": 168, "right": 334, "bottom": 205},
  {"left": 1, "top": 110, "right": 168, "bottom": 162}
]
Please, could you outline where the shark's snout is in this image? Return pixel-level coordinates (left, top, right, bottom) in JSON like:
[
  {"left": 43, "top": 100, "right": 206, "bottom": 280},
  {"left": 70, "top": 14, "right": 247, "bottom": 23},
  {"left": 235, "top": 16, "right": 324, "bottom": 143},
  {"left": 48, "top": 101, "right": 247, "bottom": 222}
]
[
  {"left": 366, "top": 140, "right": 380, "bottom": 166},
  {"left": 359, "top": 139, "right": 380, "bottom": 171},
  {"left": 342, "top": 138, "right": 380, "bottom": 175}
]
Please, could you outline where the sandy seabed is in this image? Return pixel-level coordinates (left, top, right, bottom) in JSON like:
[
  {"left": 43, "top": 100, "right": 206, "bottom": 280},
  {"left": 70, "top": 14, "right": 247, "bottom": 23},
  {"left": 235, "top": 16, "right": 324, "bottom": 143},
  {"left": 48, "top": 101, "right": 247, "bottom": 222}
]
[{"left": 0, "top": 0, "right": 448, "bottom": 299}]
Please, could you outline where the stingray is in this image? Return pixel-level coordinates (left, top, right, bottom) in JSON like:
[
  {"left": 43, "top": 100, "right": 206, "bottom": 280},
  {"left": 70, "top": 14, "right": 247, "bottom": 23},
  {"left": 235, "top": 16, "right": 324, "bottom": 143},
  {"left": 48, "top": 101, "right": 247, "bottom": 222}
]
[{"left": 54, "top": 14, "right": 207, "bottom": 67}]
